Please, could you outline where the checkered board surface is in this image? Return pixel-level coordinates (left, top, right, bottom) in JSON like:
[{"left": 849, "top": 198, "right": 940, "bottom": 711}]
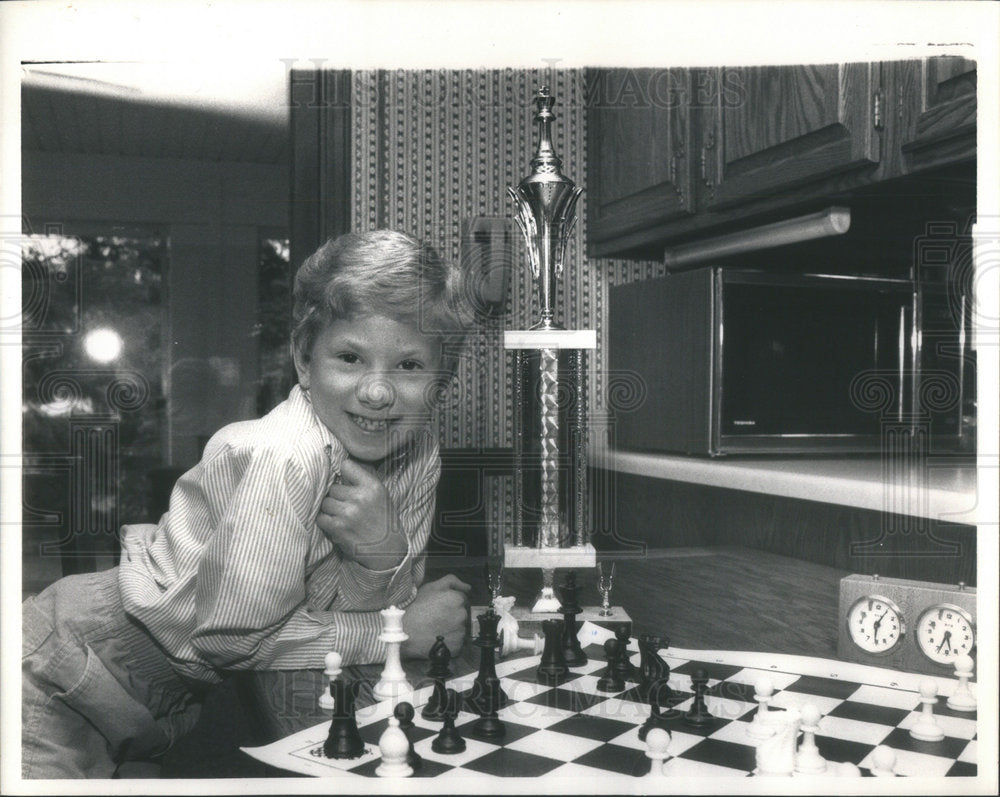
[{"left": 242, "top": 623, "right": 978, "bottom": 783}]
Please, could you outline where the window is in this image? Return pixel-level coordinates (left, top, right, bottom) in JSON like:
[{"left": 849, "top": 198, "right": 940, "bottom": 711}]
[
  {"left": 255, "top": 234, "right": 293, "bottom": 416},
  {"left": 22, "top": 226, "right": 167, "bottom": 588}
]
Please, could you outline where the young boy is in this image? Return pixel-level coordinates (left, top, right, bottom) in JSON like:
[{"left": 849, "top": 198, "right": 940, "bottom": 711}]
[{"left": 22, "top": 230, "right": 474, "bottom": 778}]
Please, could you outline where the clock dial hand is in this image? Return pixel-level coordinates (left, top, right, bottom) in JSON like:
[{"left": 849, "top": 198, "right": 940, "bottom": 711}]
[
  {"left": 936, "top": 631, "right": 952, "bottom": 654},
  {"left": 872, "top": 609, "right": 888, "bottom": 642}
]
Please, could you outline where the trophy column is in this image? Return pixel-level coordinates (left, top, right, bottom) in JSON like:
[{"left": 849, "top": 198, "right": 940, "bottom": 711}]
[{"left": 505, "top": 329, "right": 596, "bottom": 611}]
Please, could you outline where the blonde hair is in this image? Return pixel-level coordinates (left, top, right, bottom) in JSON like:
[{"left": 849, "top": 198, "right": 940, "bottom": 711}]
[{"left": 292, "top": 230, "right": 473, "bottom": 373}]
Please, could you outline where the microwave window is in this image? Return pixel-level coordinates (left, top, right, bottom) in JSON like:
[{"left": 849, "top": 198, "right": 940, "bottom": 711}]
[{"left": 720, "top": 283, "right": 908, "bottom": 437}]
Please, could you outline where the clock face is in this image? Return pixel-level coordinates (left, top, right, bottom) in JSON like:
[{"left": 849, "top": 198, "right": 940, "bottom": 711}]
[
  {"left": 915, "top": 604, "right": 976, "bottom": 665},
  {"left": 847, "top": 595, "right": 904, "bottom": 654}
]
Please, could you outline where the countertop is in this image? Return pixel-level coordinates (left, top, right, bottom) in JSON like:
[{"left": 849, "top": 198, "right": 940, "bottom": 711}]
[{"left": 594, "top": 447, "right": 982, "bottom": 524}]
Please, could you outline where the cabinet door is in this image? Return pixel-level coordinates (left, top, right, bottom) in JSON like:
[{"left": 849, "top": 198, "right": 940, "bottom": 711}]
[
  {"left": 894, "top": 57, "right": 976, "bottom": 173},
  {"left": 700, "top": 63, "right": 881, "bottom": 209},
  {"left": 586, "top": 68, "right": 695, "bottom": 249}
]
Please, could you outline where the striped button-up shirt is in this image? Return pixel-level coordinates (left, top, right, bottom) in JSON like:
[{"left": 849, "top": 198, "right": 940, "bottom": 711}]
[{"left": 119, "top": 385, "right": 439, "bottom": 683}]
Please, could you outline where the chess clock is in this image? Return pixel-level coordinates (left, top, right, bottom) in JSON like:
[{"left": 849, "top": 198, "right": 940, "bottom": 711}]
[
  {"left": 837, "top": 574, "right": 976, "bottom": 675},
  {"left": 845, "top": 594, "right": 905, "bottom": 655},
  {"left": 914, "top": 603, "right": 976, "bottom": 665}
]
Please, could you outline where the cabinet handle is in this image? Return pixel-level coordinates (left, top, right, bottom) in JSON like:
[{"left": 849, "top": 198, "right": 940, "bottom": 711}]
[
  {"left": 873, "top": 88, "right": 885, "bottom": 131},
  {"left": 701, "top": 129, "right": 716, "bottom": 189},
  {"left": 670, "top": 147, "right": 685, "bottom": 205}
]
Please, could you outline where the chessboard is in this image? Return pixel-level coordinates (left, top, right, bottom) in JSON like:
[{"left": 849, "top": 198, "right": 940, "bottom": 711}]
[{"left": 242, "top": 622, "right": 979, "bottom": 786}]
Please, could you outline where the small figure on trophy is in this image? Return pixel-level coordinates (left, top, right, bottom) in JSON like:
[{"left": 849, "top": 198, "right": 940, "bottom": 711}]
[
  {"left": 597, "top": 562, "right": 615, "bottom": 617},
  {"left": 485, "top": 559, "right": 504, "bottom": 603}
]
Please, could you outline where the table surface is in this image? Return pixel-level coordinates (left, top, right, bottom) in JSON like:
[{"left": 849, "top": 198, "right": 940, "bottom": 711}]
[{"left": 476, "top": 546, "right": 847, "bottom": 657}]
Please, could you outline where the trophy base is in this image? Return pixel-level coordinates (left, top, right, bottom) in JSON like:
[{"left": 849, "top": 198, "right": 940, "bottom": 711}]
[
  {"left": 471, "top": 604, "right": 631, "bottom": 638},
  {"left": 503, "top": 544, "right": 596, "bottom": 570}
]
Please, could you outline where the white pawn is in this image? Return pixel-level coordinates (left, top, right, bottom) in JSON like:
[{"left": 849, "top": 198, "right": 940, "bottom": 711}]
[
  {"left": 946, "top": 654, "right": 977, "bottom": 712},
  {"left": 645, "top": 727, "right": 672, "bottom": 777},
  {"left": 836, "top": 762, "right": 862, "bottom": 777},
  {"left": 373, "top": 605, "right": 413, "bottom": 700},
  {"left": 746, "top": 676, "right": 777, "bottom": 740},
  {"left": 869, "top": 745, "right": 897, "bottom": 777},
  {"left": 318, "top": 651, "right": 342, "bottom": 711},
  {"left": 794, "top": 703, "right": 826, "bottom": 774},
  {"left": 375, "top": 716, "right": 413, "bottom": 777},
  {"left": 909, "top": 679, "right": 945, "bottom": 742}
]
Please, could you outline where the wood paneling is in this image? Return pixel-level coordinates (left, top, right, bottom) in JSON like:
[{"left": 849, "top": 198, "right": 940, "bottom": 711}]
[
  {"left": 599, "top": 471, "right": 977, "bottom": 586},
  {"left": 477, "top": 549, "right": 849, "bottom": 657},
  {"left": 289, "top": 70, "right": 352, "bottom": 272}
]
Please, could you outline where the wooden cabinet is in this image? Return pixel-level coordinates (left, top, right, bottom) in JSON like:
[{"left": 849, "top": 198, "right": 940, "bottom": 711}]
[
  {"left": 587, "top": 58, "right": 977, "bottom": 259},
  {"left": 586, "top": 69, "right": 696, "bottom": 247},
  {"left": 888, "top": 56, "right": 977, "bottom": 175},
  {"left": 700, "top": 63, "right": 881, "bottom": 209}
]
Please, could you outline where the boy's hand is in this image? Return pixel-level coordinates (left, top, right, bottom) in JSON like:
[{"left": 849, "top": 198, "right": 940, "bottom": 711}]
[
  {"left": 317, "top": 458, "right": 407, "bottom": 571},
  {"left": 400, "top": 575, "right": 472, "bottom": 659}
]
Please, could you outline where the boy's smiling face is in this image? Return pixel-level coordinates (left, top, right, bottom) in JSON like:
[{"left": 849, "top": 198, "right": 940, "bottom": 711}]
[{"left": 294, "top": 314, "right": 444, "bottom": 463}]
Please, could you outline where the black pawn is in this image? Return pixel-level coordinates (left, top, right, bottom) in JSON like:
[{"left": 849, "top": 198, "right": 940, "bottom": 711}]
[
  {"left": 431, "top": 689, "right": 466, "bottom": 755},
  {"left": 614, "top": 625, "right": 635, "bottom": 677},
  {"left": 559, "top": 572, "right": 588, "bottom": 667},
  {"left": 596, "top": 638, "right": 625, "bottom": 692},
  {"left": 612, "top": 635, "right": 635, "bottom": 686},
  {"left": 394, "top": 702, "right": 422, "bottom": 771},
  {"left": 323, "top": 679, "right": 365, "bottom": 759},
  {"left": 638, "top": 678, "right": 673, "bottom": 742},
  {"left": 683, "top": 668, "right": 713, "bottom": 728},
  {"left": 421, "top": 636, "right": 451, "bottom": 721},
  {"left": 537, "top": 618, "right": 569, "bottom": 684}
]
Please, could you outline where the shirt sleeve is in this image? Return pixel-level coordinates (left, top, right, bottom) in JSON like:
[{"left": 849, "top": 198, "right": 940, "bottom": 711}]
[
  {"left": 265, "top": 607, "right": 389, "bottom": 669},
  {"left": 190, "top": 445, "right": 387, "bottom": 669}
]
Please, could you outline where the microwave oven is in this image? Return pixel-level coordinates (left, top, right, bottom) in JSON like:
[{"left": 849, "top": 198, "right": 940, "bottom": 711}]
[{"left": 608, "top": 267, "right": 966, "bottom": 456}]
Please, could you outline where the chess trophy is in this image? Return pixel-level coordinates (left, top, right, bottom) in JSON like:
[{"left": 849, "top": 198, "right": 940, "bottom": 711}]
[
  {"left": 502, "top": 87, "right": 609, "bottom": 618},
  {"left": 597, "top": 562, "right": 615, "bottom": 617}
]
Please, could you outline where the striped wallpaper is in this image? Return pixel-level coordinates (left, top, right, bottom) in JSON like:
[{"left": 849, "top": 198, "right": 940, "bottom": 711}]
[{"left": 349, "top": 68, "right": 661, "bottom": 453}]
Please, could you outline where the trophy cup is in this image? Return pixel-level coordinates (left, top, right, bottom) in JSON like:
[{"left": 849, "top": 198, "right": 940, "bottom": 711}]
[{"left": 500, "top": 87, "right": 626, "bottom": 627}]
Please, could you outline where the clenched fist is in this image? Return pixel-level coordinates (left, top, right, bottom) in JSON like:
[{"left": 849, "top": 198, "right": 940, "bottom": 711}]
[
  {"left": 317, "top": 458, "right": 407, "bottom": 570},
  {"left": 400, "top": 575, "right": 472, "bottom": 659}
]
